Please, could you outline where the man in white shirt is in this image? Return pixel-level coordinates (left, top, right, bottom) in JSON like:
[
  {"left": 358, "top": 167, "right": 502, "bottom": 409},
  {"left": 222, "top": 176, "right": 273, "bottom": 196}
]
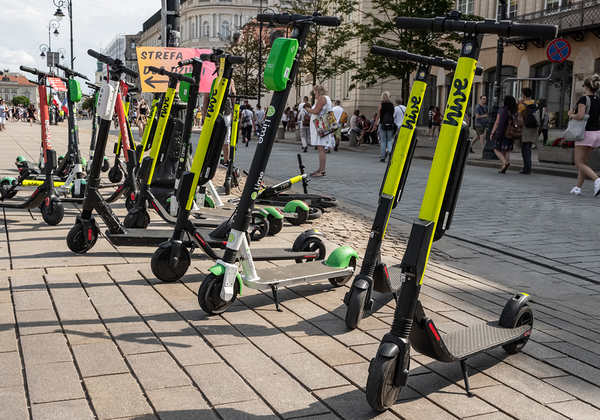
[
  {"left": 393, "top": 98, "right": 407, "bottom": 138},
  {"left": 298, "top": 96, "right": 310, "bottom": 152},
  {"left": 331, "top": 100, "right": 344, "bottom": 151},
  {"left": 254, "top": 105, "right": 265, "bottom": 137}
]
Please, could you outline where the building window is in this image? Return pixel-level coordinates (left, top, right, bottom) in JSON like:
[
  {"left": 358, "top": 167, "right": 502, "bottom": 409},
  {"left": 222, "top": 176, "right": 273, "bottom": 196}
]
[
  {"left": 545, "top": 0, "right": 572, "bottom": 11},
  {"left": 346, "top": 13, "right": 352, "bottom": 23},
  {"left": 203, "top": 21, "right": 210, "bottom": 38},
  {"left": 456, "top": 0, "right": 474, "bottom": 15},
  {"left": 221, "top": 21, "right": 230, "bottom": 38},
  {"left": 191, "top": 22, "right": 195, "bottom": 39},
  {"left": 497, "top": 0, "right": 518, "bottom": 19}
]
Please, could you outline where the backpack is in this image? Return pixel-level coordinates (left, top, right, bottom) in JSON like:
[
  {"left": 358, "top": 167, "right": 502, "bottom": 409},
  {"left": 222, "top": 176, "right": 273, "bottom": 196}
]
[
  {"left": 339, "top": 111, "right": 348, "bottom": 125},
  {"left": 302, "top": 111, "right": 311, "bottom": 127},
  {"left": 523, "top": 101, "right": 540, "bottom": 128},
  {"left": 241, "top": 111, "right": 252, "bottom": 128},
  {"left": 504, "top": 112, "right": 523, "bottom": 140},
  {"left": 381, "top": 111, "right": 394, "bottom": 130},
  {"left": 434, "top": 110, "right": 442, "bottom": 124}
]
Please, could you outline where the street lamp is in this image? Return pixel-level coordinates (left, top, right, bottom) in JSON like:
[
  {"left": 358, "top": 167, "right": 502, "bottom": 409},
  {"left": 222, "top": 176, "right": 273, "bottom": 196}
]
[
  {"left": 53, "top": 0, "right": 75, "bottom": 69},
  {"left": 39, "top": 44, "right": 50, "bottom": 59}
]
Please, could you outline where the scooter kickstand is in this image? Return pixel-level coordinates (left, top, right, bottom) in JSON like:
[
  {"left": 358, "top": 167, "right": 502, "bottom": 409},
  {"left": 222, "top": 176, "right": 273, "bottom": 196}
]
[
  {"left": 270, "top": 284, "right": 283, "bottom": 312},
  {"left": 392, "top": 292, "right": 398, "bottom": 304},
  {"left": 460, "top": 360, "right": 474, "bottom": 398},
  {"left": 27, "top": 209, "right": 36, "bottom": 220}
]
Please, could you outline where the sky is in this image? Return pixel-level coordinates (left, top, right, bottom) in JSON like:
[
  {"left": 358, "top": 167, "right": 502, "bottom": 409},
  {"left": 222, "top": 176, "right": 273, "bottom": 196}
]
[{"left": 0, "top": 1, "right": 160, "bottom": 87}]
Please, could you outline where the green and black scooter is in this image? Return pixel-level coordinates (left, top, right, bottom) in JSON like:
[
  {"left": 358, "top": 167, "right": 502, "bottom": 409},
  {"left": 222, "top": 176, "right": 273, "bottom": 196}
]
[{"left": 364, "top": 12, "right": 557, "bottom": 412}]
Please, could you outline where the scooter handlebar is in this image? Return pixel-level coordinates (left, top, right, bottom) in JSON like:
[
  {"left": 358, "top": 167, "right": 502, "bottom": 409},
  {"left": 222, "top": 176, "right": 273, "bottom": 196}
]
[
  {"left": 370, "top": 46, "right": 483, "bottom": 75},
  {"left": 86, "top": 82, "right": 100, "bottom": 90},
  {"left": 20, "top": 65, "right": 39, "bottom": 75},
  {"left": 230, "top": 95, "right": 258, "bottom": 100},
  {"left": 147, "top": 66, "right": 195, "bottom": 84},
  {"left": 55, "top": 63, "right": 89, "bottom": 81},
  {"left": 395, "top": 16, "right": 557, "bottom": 39},
  {"left": 20, "top": 65, "right": 68, "bottom": 82},
  {"left": 87, "top": 49, "right": 138, "bottom": 78},
  {"left": 199, "top": 53, "right": 245, "bottom": 65},
  {"left": 256, "top": 13, "right": 341, "bottom": 27}
]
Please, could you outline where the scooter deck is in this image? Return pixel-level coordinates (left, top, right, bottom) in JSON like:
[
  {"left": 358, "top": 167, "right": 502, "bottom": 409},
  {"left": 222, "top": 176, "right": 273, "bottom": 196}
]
[
  {"left": 257, "top": 194, "right": 338, "bottom": 208},
  {"left": 246, "top": 261, "right": 353, "bottom": 288},
  {"left": 376, "top": 264, "right": 404, "bottom": 295},
  {"left": 104, "top": 228, "right": 228, "bottom": 248},
  {"left": 443, "top": 322, "right": 531, "bottom": 361}
]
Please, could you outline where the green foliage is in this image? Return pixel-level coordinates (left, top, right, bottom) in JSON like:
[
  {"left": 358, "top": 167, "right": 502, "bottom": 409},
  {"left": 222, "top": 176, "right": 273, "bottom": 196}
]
[
  {"left": 338, "top": 0, "right": 463, "bottom": 97},
  {"left": 223, "top": 24, "right": 270, "bottom": 99},
  {"left": 81, "top": 96, "right": 95, "bottom": 110},
  {"left": 278, "top": 0, "right": 358, "bottom": 88},
  {"left": 12, "top": 95, "right": 30, "bottom": 107}
]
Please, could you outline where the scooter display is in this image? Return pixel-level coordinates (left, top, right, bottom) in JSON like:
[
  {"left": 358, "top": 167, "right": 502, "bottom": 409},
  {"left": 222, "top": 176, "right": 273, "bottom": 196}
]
[
  {"left": 344, "top": 47, "right": 483, "bottom": 330},
  {"left": 195, "top": 13, "right": 359, "bottom": 315},
  {"left": 364, "top": 13, "right": 557, "bottom": 412}
]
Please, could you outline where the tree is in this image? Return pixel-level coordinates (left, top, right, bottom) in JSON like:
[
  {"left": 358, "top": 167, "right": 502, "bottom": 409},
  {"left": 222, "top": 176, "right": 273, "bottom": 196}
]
[
  {"left": 12, "top": 95, "right": 30, "bottom": 107},
  {"left": 338, "top": 0, "right": 462, "bottom": 100},
  {"left": 278, "top": 0, "right": 358, "bottom": 91},
  {"left": 223, "top": 23, "right": 270, "bottom": 98},
  {"left": 81, "top": 96, "right": 95, "bottom": 111}
]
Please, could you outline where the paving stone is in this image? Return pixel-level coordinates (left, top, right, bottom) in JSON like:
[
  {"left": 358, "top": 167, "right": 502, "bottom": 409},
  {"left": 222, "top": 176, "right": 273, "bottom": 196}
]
[
  {"left": 275, "top": 351, "right": 350, "bottom": 390},
  {"left": 310, "top": 319, "right": 379, "bottom": 346},
  {"left": 10, "top": 271, "right": 47, "bottom": 292},
  {"left": 128, "top": 351, "right": 191, "bottom": 390},
  {"left": 84, "top": 373, "right": 153, "bottom": 420},
  {"left": 146, "top": 386, "right": 218, "bottom": 420},
  {"left": 334, "top": 361, "right": 370, "bottom": 391},
  {"left": 108, "top": 322, "right": 165, "bottom": 355},
  {"left": 545, "top": 375, "right": 600, "bottom": 409},
  {"left": 0, "top": 351, "right": 23, "bottom": 388},
  {"left": 254, "top": 308, "right": 326, "bottom": 337},
  {"left": 26, "top": 361, "right": 85, "bottom": 404},
  {"left": 31, "top": 399, "right": 95, "bottom": 420},
  {"left": 161, "top": 334, "right": 221, "bottom": 367},
  {"left": 186, "top": 363, "right": 257, "bottom": 406},
  {"left": 190, "top": 318, "right": 247, "bottom": 347},
  {"left": 249, "top": 373, "right": 330, "bottom": 419},
  {"left": 389, "top": 394, "right": 458, "bottom": 420},
  {"left": 0, "top": 385, "right": 29, "bottom": 420},
  {"left": 294, "top": 335, "right": 365, "bottom": 366},
  {"left": 314, "top": 384, "right": 401, "bottom": 420},
  {"left": 72, "top": 341, "right": 129, "bottom": 377},
  {"left": 464, "top": 413, "right": 513, "bottom": 420},
  {"left": 215, "top": 399, "right": 279, "bottom": 420},
  {"left": 12, "top": 290, "right": 53, "bottom": 311},
  {"left": 220, "top": 309, "right": 273, "bottom": 334},
  {"left": 15, "top": 308, "right": 60, "bottom": 336},
  {"left": 217, "top": 343, "right": 283, "bottom": 378},
  {"left": 62, "top": 319, "right": 112, "bottom": 346},
  {"left": 20, "top": 333, "right": 72, "bottom": 365},
  {"left": 547, "top": 400, "right": 600, "bottom": 420},
  {"left": 496, "top": 350, "right": 568, "bottom": 379},
  {"left": 246, "top": 332, "right": 305, "bottom": 357},
  {"left": 474, "top": 384, "right": 570, "bottom": 420}
]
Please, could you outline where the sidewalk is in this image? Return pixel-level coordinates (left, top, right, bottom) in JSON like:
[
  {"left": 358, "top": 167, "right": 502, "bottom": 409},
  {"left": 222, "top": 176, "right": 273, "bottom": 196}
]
[{"left": 1, "top": 121, "right": 599, "bottom": 419}]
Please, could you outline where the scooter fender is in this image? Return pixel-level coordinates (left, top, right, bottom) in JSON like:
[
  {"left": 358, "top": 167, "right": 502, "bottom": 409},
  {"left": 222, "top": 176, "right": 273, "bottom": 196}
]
[
  {"left": 376, "top": 334, "right": 411, "bottom": 387},
  {"left": 325, "top": 246, "right": 359, "bottom": 268},
  {"left": 344, "top": 274, "right": 372, "bottom": 306},
  {"left": 1, "top": 176, "right": 17, "bottom": 186},
  {"left": 292, "top": 229, "right": 324, "bottom": 252},
  {"left": 283, "top": 200, "right": 310, "bottom": 213},
  {"left": 260, "top": 206, "right": 283, "bottom": 220},
  {"left": 498, "top": 293, "right": 531, "bottom": 328},
  {"left": 209, "top": 261, "right": 243, "bottom": 300}
]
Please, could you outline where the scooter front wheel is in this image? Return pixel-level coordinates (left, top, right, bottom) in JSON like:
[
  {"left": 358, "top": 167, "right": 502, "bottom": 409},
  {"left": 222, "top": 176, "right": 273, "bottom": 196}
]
[
  {"left": 108, "top": 166, "right": 123, "bottom": 183},
  {"left": 150, "top": 246, "right": 191, "bottom": 282},
  {"left": 286, "top": 207, "right": 308, "bottom": 225},
  {"left": 125, "top": 194, "right": 137, "bottom": 211},
  {"left": 308, "top": 207, "right": 322, "bottom": 220},
  {"left": 248, "top": 212, "right": 269, "bottom": 241},
  {"left": 123, "top": 208, "right": 150, "bottom": 229},
  {"left": 1, "top": 180, "right": 18, "bottom": 199},
  {"left": 223, "top": 179, "right": 232, "bottom": 196},
  {"left": 345, "top": 286, "right": 367, "bottom": 330},
  {"left": 267, "top": 215, "right": 283, "bottom": 236},
  {"left": 41, "top": 200, "right": 64, "bottom": 226},
  {"left": 295, "top": 237, "right": 326, "bottom": 263},
  {"left": 101, "top": 159, "right": 110, "bottom": 172},
  {"left": 198, "top": 273, "right": 238, "bottom": 315},
  {"left": 66, "top": 223, "right": 97, "bottom": 253},
  {"left": 366, "top": 353, "right": 403, "bottom": 412},
  {"left": 502, "top": 305, "right": 533, "bottom": 354}
]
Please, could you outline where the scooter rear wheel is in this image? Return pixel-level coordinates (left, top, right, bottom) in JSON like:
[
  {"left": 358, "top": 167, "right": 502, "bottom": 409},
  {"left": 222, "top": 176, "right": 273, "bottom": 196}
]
[
  {"left": 295, "top": 237, "right": 326, "bottom": 263},
  {"left": 151, "top": 246, "right": 191, "bottom": 282},
  {"left": 329, "top": 257, "right": 356, "bottom": 287},
  {"left": 108, "top": 166, "right": 122, "bottom": 183},
  {"left": 66, "top": 223, "right": 98, "bottom": 254},
  {"left": 248, "top": 212, "right": 269, "bottom": 241},
  {"left": 345, "top": 286, "right": 367, "bottom": 330},
  {"left": 366, "top": 353, "right": 402, "bottom": 412},
  {"left": 123, "top": 208, "right": 150, "bottom": 229},
  {"left": 267, "top": 215, "right": 283, "bottom": 236},
  {"left": 102, "top": 159, "right": 110, "bottom": 172},
  {"left": 41, "top": 200, "right": 64, "bottom": 226},
  {"left": 308, "top": 207, "right": 322, "bottom": 220},
  {"left": 71, "top": 183, "right": 86, "bottom": 199},
  {"left": 125, "top": 194, "right": 137, "bottom": 211},
  {"left": 198, "top": 273, "right": 238, "bottom": 315},
  {"left": 286, "top": 207, "right": 309, "bottom": 225},
  {"left": 223, "top": 179, "right": 232, "bottom": 196},
  {"left": 501, "top": 305, "right": 533, "bottom": 354},
  {"left": 1, "top": 180, "right": 18, "bottom": 199}
]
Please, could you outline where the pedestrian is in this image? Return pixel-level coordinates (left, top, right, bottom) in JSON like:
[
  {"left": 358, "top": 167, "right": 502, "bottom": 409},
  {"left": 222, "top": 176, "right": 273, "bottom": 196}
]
[
  {"left": 517, "top": 87, "right": 538, "bottom": 174},
  {"left": 298, "top": 96, "right": 310, "bottom": 152},
  {"left": 282, "top": 107, "right": 289, "bottom": 131},
  {"left": 289, "top": 106, "right": 297, "bottom": 131},
  {"left": 254, "top": 104, "right": 265, "bottom": 137},
  {"left": 393, "top": 98, "right": 406, "bottom": 138},
  {"left": 27, "top": 104, "right": 36, "bottom": 127},
  {"left": 349, "top": 109, "right": 361, "bottom": 146},
  {"left": 431, "top": 106, "right": 442, "bottom": 139},
  {"left": 374, "top": 91, "right": 395, "bottom": 162},
  {"left": 137, "top": 98, "right": 149, "bottom": 139},
  {"left": 304, "top": 84, "right": 333, "bottom": 177},
  {"left": 331, "top": 100, "right": 345, "bottom": 151},
  {"left": 0, "top": 99, "right": 8, "bottom": 131},
  {"left": 470, "top": 95, "right": 488, "bottom": 153},
  {"left": 240, "top": 104, "right": 254, "bottom": 146},
  {"left": 539, "top": 101, "right": 549, "bottom": 146},
  {"left": 491, "top": 95, "right": 519, "bottom": 173},
  {"left": 428, "top": 106, "right": 435, "bottom": 137},
  {"left": 567, "top": 74, "right": 600, "bottom": 196},
  {"left": 358, "top": 114, "right": 371, "bottom": 146}
]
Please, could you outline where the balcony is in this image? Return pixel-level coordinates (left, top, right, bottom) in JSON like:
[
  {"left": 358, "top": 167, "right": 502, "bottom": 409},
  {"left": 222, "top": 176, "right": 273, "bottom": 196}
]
[{"left": 512, "top": 0, "right": 600, "bottom": 41}]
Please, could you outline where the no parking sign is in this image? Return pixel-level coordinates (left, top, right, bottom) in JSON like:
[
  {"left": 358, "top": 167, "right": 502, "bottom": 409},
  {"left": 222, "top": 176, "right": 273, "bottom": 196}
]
[{"left": 546, "top": 38, "right": 571, "bottom": 63}]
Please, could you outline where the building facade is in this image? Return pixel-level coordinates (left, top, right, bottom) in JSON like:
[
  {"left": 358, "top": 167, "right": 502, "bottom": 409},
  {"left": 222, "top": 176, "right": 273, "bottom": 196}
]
[{"left": 0, "top": 72, "right": 38, "bottom": 106}]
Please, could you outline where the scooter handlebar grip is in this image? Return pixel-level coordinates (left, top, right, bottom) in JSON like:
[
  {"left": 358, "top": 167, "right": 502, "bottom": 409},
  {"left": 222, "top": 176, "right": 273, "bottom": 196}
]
[
  {"left": 178, "top": 58, "right": 194, "bottom": 66},
  {"left": 86, "top": 82, "right": 99, "bottom": 90},
  {"left": 55, "top": 63, "right": 89, "bottom": 80},
  {"left": 257, "top": 13, "right": 290, "bottom": 24},
  {"left": 147, "top": 66, "right": 164, "bottom": 75},
  {"left": 226, "top": 55, "right": 245, "bottom": 65},
  {"left": 87, "top": 49, "right": 114, "bottom": 65},
  {"left": 179, "top": 74, "right": 195, "bottom": 84},
  {"left": 120, "top": 66, "right": 138, "bottom": 78},
  {"left": 19, "top": 66, "right": 38, "bottom": 75},
  {"left": 257, "top": 13, "right": 340, "bottom": 26},
  {"left": 370, "top": 46, "right": 403, "bottom": 59},
  {"left": 395, "top": 17, "right": 433, "bottom": 31},
  {"left": 313, "top": 16, "right": 342, "bottom": 27},
  {"left": 508, "top": 22, "right": 557, "bottom": 38}
]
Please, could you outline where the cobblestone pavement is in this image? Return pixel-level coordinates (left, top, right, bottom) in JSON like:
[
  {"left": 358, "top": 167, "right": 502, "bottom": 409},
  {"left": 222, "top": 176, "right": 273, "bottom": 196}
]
[{"left": 0, "top": 121, "right": 599, "bottom": 420}]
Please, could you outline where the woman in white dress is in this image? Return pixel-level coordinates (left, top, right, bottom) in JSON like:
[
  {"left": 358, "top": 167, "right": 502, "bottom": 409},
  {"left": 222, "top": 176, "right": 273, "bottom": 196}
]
[{"left": 304, "top": 84, "right": 333, "bottom": 177}]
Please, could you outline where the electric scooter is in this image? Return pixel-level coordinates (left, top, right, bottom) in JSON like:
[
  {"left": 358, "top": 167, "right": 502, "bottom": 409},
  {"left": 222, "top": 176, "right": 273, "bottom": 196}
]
[
  {"left": 364, "top": 12, "right": 557, "bottom": 412},
  {"left": 85, "top": 82, "right": 111, "bottom": 173},
  {"left": 194, "top": 13, "right": 359, "bottom": 315},
  {"left": 0, "top": 66, "right": 64, "bottom": 225},
  {"left": 150, "top": 50, "right": 330, "bottom": 283},
  {"left": 344, "top": 47, "right": 483, "bottom": 330}
]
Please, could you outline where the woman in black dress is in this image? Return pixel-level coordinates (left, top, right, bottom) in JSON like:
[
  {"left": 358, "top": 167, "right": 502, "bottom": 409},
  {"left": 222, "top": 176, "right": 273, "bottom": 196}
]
[{"left": 491, "top": 95, "right": 518, "bottom": 173}]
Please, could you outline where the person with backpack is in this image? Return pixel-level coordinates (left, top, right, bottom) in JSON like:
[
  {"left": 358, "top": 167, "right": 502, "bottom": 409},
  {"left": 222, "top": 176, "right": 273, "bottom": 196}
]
[
  {"left": 393, "top": 97, "right": 406, "bottom": 138},
  {"left": 491, "top": 95, "right": 520, "bottom": 173},
  {"left": 431, "top": 106, "right": 442, "bottom": 139},
  {"left": 375, "top": 91, "right": 395, "bottom": 162},
  {"left": 567, "top": 74, "right": 600, "bottom": 197},
  {"left": 240, "top": 104, "right": 255, "bottom": 146},
  {"left": 518, "top": 87, "right": 539, "bottom": 174},
  {"left": 298, "top": 96, "right": 311, "bottom": 152}
]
